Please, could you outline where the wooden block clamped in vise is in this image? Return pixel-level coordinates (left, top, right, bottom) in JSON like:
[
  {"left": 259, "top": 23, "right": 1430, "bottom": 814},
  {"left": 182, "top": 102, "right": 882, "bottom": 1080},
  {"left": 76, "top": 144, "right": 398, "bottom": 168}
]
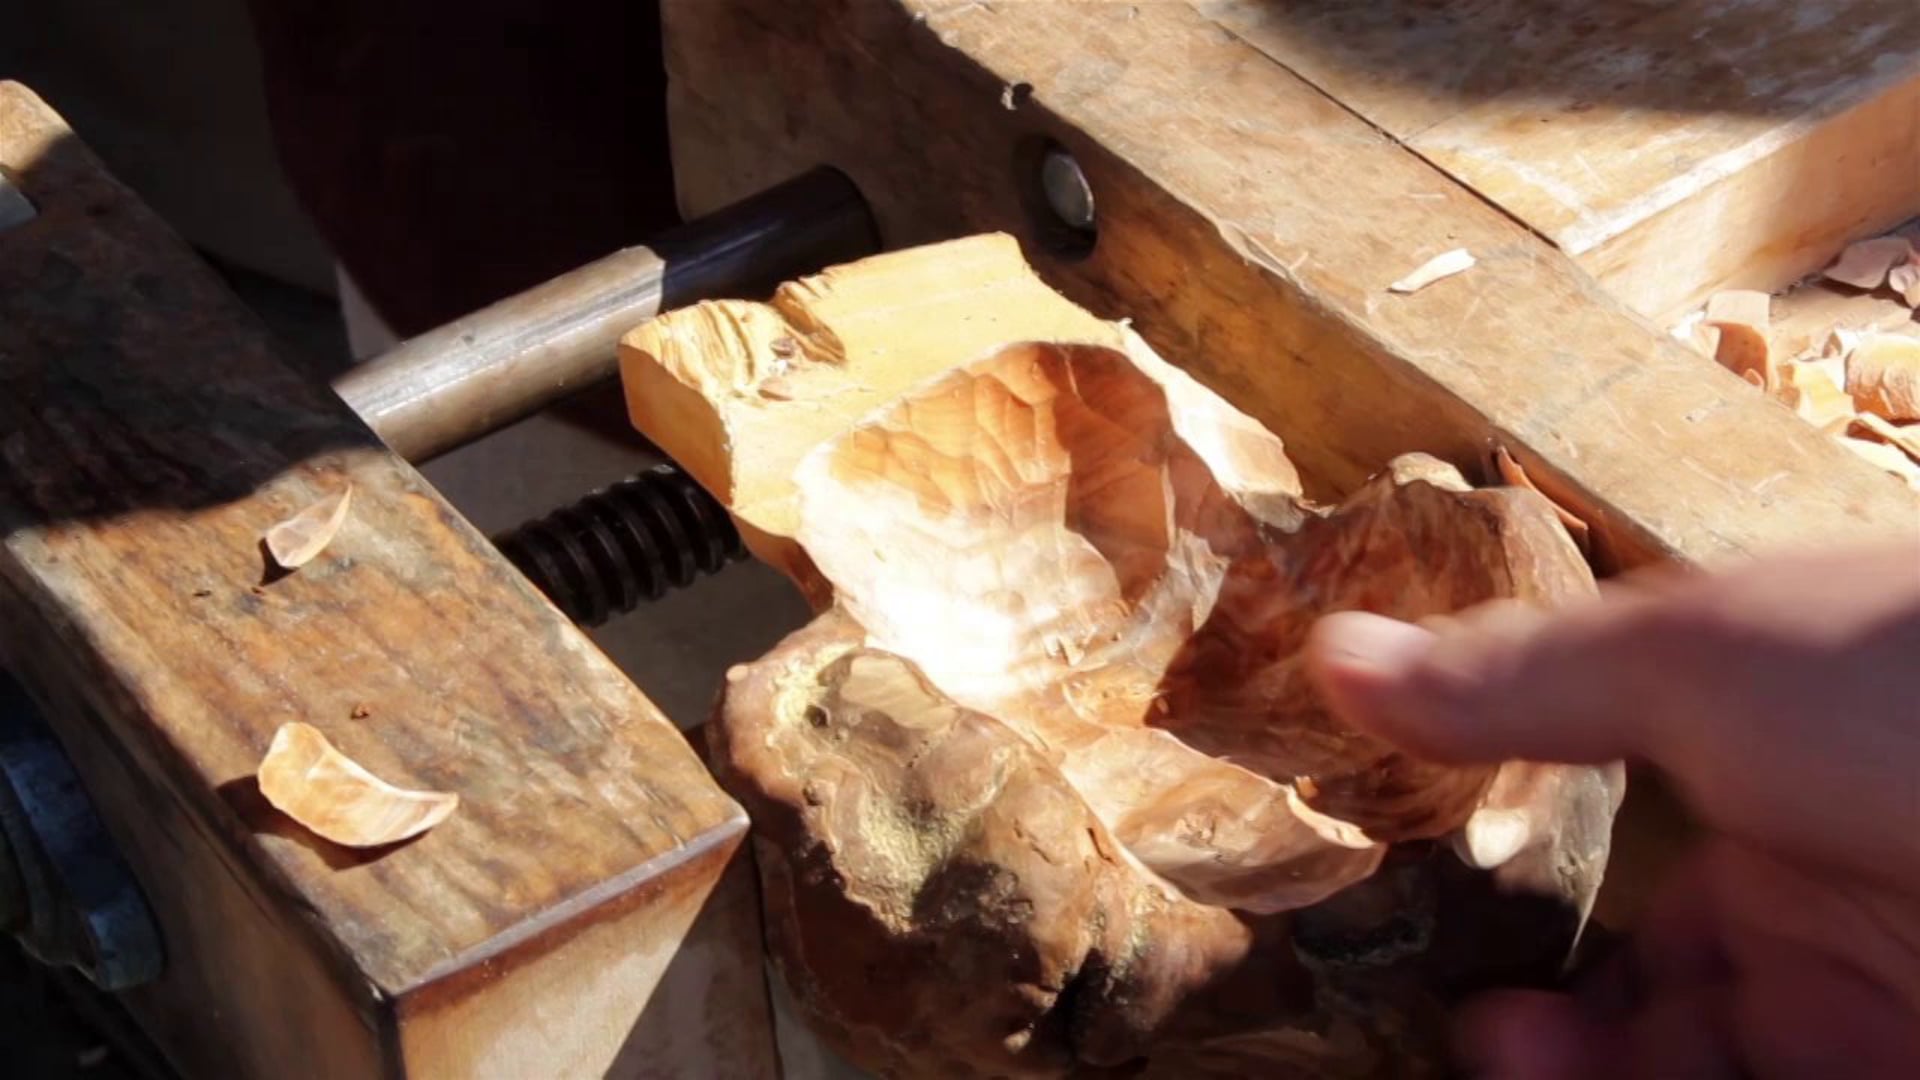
[{"left": 619, "top": 233, "right": 1623, "bottom": 1076}]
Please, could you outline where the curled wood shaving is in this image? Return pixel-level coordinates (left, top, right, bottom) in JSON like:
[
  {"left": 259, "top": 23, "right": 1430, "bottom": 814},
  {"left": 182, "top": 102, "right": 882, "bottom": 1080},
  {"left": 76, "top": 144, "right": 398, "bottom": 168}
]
[
  {"left": 265, "top": 486, "right": 353, "bottom": 569},
  {"left": 1844, "top": 334, "right": 1920, "bottom": 422},
  {"left": 1490, "top": 446, "right": 1591, "bottom": 550},
  {"left": 1389, "top": 248, "right": 1475, "bottom": 293},
  {"left": 1823, "top": 236, "right": 1914, "bottom": 290},
  {"left": 1705, "top": 289, "right": 1773, "bottom": 390},
  {"left": 257, "top": 722, "right": 457, "bottom": 847}
]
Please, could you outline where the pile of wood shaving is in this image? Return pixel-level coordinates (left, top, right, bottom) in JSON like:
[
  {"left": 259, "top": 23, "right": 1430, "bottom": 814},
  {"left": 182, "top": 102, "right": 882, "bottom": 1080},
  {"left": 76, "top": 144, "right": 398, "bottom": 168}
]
[{"left": 1675, "top": 230, "right": 1920, "bottom": 492}]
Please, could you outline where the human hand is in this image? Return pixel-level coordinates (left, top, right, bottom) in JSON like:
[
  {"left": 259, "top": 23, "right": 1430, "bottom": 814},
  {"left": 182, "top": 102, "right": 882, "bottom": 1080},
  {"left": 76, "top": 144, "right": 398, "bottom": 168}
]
[{"left": 1304, "top": 543, "right": 1920, "bottom": 1079}]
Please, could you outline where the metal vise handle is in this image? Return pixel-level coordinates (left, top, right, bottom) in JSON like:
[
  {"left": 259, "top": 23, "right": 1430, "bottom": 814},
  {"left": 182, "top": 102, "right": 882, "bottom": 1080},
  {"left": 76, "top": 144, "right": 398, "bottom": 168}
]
[{"left": 334, "top": 167, "right": 878, "bottom": 463}]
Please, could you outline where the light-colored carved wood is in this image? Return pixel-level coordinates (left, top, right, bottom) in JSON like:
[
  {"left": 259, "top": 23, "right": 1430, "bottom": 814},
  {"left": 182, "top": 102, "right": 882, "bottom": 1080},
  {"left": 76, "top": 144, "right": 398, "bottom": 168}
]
[{"left": 625, "top": 236, "right": 1621, "bottom": 1078}]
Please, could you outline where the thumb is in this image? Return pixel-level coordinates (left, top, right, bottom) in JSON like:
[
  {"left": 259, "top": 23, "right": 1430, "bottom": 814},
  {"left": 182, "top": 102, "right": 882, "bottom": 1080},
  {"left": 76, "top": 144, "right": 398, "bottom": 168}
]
[{"left": 1304, "top": 599, "right": 1659, "bottom": 767}]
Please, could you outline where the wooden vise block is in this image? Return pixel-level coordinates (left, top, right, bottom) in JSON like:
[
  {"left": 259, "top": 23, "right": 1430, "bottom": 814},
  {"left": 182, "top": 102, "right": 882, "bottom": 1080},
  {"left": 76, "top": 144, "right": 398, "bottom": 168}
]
[
  {"left": 661, "top": 0, "right": 1920, "bottom": 574},
  {"left": 0, "top": 83, "right": 778, "bottom": 1078}
]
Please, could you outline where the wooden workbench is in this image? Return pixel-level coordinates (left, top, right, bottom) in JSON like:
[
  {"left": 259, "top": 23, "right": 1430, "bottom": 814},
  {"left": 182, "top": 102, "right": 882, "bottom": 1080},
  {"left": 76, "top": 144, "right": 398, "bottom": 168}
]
[
  {"left": 664, "top": 0, "right": 1920, "bottom": 574},
  {"left": 658, "top": 5, "right": 1918, "bottom": 1070},
  {"left": 0, "top": 82, "right": 779, "bottom": 1079}
]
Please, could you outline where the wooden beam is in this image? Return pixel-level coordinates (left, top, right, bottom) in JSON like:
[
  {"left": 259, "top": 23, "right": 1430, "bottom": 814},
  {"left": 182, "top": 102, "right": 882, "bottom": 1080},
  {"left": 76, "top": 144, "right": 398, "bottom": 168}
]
[
  {"left": 0, "top": 82, "right": 776, "bottom": 1078},
  {"left": 662, "top": 0, "right": 1919, "bottom": 575}
]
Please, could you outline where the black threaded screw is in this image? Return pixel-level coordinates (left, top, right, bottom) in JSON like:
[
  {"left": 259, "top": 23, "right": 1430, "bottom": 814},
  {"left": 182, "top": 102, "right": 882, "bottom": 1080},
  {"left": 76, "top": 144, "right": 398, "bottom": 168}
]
[{"left": 494, "top": 464, "right": 747, "bottom": 626}]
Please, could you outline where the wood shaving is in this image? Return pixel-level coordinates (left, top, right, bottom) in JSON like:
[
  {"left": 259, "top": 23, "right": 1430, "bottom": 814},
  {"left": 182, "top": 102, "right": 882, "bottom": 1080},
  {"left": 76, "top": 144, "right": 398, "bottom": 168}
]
[
  {"left": 1688, "top": 322, "right": 1721, "bottom": 359},
  {"left": 1844, "top": 334, "right": 1920, "bottom": 422},
  {"left": 1889, "top": 259, "right": 1920, "bottom": 308},
  {"left": 1822, "top": 235, "right": 1914, "bottom": 290},
  {"left": 1838, "top": 435, "right": 1920, "bottom": 491},
  {"left": 264, "top": 486, "right": 353, "bottom": 569},
  {"left": 1848, "top": 413, "right": 1920, "bottom": 462},
  {"left": 1773, "top": 360, "right": 1854, "bottom": 429},
  {"left": 1490, "top": 446, "right": 1591, "bottom": 550},
  {"left": 257, "top": 721, "right": 457, "bottom": 847},
  {"left": 1821, "top": 327, "right": 1862, "bottom": 359},
  {"left": 1389, "top": 248, "right": 1475, "bottom": 293},
  {"left": 1675, "top": 261, "right": 1920, "bottom": 496},
  {"left": 1706, "top": 289, "right": 1770, "bottom": 330},
  {"left": 1705, "top": 289, "right": 1773, "bottom": 390}
]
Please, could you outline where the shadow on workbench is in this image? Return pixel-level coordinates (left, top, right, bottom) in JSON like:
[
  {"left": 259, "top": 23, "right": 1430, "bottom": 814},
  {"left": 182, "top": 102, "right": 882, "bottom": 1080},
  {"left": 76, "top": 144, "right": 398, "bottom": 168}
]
[{"left": 1214, "top": 0, "right": 1900, "bottom": 119}]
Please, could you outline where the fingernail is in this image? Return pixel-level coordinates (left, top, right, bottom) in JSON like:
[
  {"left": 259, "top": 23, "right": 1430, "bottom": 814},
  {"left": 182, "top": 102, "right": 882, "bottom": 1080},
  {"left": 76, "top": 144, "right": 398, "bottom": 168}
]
[{"left": 1314, "top": 612, "right": 1436, "bottom": 679}]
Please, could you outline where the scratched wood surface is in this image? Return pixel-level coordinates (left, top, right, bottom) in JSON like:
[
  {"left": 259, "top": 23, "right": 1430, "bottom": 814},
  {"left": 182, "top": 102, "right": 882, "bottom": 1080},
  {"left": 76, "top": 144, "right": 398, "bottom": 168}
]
[
  {"left": 0, "top": 82, "right": 775, "bottom": 1078},
  {"left": 1201, "top": 0, "right": 1920, "bottom": 321},
  {"left": 663, "top": 0, "right": 1919, "bottom": 580}
]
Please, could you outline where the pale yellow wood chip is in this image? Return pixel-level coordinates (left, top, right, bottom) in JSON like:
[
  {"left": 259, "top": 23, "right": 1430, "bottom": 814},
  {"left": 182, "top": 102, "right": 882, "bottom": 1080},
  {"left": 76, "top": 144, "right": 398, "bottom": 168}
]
[
  {"left": 1774, "top": 360, "right": 1855, "bottom": 429},
  {"left": 257, "top": 721, "right": 457, "bottom": 847},
  {"left": 1389, "top": 248, "right": 1475, "bottom": 293},
  {"left": 264, "top": 486, "right": 353, "bottom": 569},
  {"left": 1838, "top": 435, "right": 1920, "bottom": 492},
  {"left": 1844, "top": 334, "right": 1920, "bottom": 422},
  {"left": 1490, "top": 445, "right": 1591, "bottom": 550},
  {"left": 1848, "top": 413, "right": 1920, "bottom": 462},
  {"left": 1823, "top": 236, "right": 1915, "bottom": 290}
]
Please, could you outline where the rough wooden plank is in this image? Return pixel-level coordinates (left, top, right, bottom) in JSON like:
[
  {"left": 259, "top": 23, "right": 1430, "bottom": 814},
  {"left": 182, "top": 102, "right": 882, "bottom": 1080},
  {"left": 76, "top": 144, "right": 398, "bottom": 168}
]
[
  {"left": 1202, "top": 0, "right": 1920, "bottom": 321},
  {"left": 0, "top": 81, "right": 772, "bottom": 1078},
  {"left": 662, "top": 0, "right": 1919, "bottom": 577}
]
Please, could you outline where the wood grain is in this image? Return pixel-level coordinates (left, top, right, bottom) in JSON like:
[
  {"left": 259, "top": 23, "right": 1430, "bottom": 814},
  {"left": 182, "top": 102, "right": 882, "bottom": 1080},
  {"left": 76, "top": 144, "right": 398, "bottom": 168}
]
[
  {"left": 662, "top": 0, "right": 1919, "bottom": 578},
  {"left": 0, "top": 81, "right": 773, "bottom": 1078},
  {"left": 1203, "top": 0, "right": 1920, "bottom": 321}
]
